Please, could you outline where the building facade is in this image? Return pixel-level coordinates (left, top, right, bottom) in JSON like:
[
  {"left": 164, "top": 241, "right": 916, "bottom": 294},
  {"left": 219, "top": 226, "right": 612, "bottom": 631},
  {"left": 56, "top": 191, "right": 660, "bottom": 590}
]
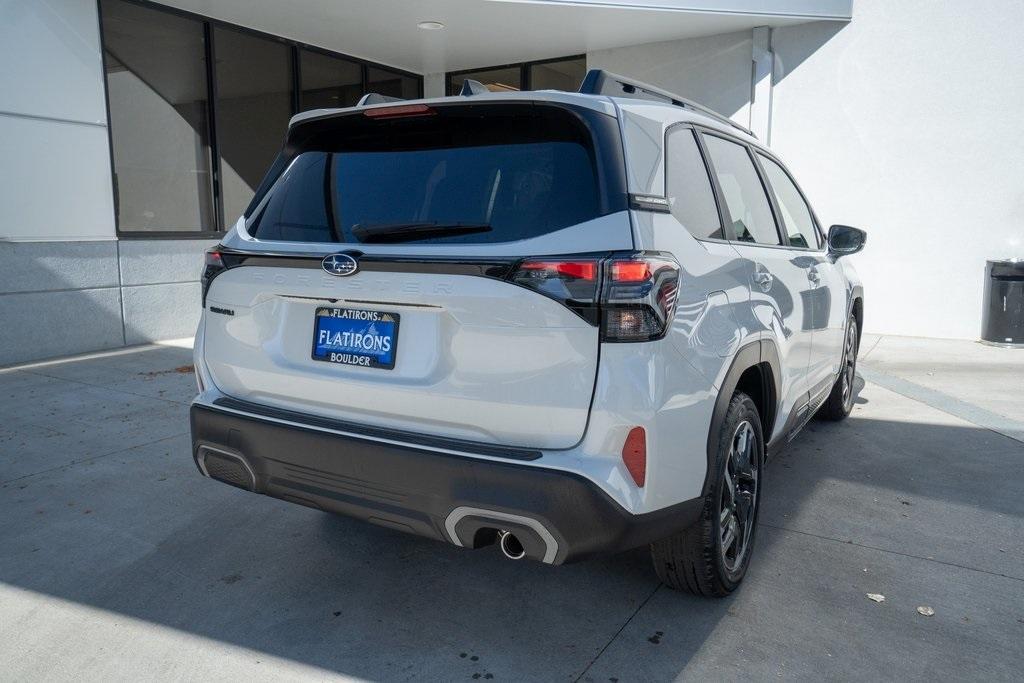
[{"left": 2, "top": 0, "right": 1021, "bottom": 365}]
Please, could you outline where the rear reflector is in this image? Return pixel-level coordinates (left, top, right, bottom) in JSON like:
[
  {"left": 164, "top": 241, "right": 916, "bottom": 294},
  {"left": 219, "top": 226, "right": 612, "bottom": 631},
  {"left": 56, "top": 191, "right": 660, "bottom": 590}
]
[
  {"left": 622, "top": 427, "right": 647, "bottom": 487},
  {"left": 363, "top": 104, "right": 435, "bottom": 119}
]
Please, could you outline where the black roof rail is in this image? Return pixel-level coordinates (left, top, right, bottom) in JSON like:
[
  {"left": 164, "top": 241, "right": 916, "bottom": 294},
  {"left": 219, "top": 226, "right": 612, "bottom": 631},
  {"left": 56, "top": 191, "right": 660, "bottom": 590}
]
[
  {"left": 357, "top": 92, "right": 403, "bottom": 106},
  {"left": 579, "top": 69, "right": 756, "bottom": 138},
  {"left": 459, "top": 79, "right": 489, "bottom": 96}
]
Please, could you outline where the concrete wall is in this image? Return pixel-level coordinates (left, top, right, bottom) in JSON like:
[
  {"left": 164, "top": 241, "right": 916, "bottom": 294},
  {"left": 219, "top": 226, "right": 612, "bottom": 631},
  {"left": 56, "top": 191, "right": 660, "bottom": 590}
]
[
  {"left": 589, "top": 0, "right": 1024, "bottom": 340},
  {"left": 0, "top": 1, "right": 212, "bottom": 365},
  {"left": 0, "top": 239, "right": 215, "bottom": 365}
]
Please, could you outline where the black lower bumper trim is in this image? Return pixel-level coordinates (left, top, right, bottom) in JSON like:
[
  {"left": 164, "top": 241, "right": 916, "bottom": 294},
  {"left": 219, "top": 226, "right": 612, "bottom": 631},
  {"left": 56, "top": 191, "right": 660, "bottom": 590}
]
[
  {"left": 190, "top": 402, "right": 702, "bottom": 564},
  {"left": 212, "top": 396, "right": 542, "bottom": 461}
]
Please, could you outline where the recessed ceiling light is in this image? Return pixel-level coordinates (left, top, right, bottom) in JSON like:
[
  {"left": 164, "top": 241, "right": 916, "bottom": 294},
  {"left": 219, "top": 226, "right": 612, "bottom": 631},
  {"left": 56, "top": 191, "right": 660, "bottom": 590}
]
[{"left": 417, "top": 21, "right": 445, "bottom": 30}]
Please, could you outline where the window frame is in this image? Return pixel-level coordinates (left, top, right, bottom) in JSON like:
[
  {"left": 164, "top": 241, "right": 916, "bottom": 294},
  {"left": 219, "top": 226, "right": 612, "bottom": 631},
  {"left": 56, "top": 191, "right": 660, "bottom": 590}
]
[
  {"left": 663, "top": 122, "right": 730, "bottom": 243},
  {"left": 750, "top": 149, "right": 827, "bottom": 252},
  {"left": 695, "top": 128, "right": 785, "bottom": 248},
  {"left": 445, "top": 54, "right": 586, "bottom": 95},
  {"left": 97, "top": 0, "right": 423, "bottom": 239}
]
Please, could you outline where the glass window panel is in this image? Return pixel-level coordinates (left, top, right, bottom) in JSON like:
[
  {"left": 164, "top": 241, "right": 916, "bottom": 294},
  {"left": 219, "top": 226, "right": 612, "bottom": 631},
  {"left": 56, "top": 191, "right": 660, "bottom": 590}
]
[
  {"left": 449, "top": 67, "right": 521, "bottom": 95},
  {"left": 251, "top": 152, "right": 333, "bottom": 242},
  {"left": 251, "top": 108, "right": 603, "bottom": 244},
  {"left": 367, "top": 67, "right": 419, "bottom": 99},
  {"left": 101, "top": 0, "right": 214, "bottom": 232},
  {"left": 299, "top": 49, "right": 362, "bottom": 110},
  {"left": 214, "top": 27, "right": 292, "bottom": 224},
  {"left": 529, "top": 57, "right": 586, "bottom": 91},
  {"left": 701, "top": 134, "right": 780, "bottom": 245},
  {"left": 757, "top": 153, "right": 820, "bottom": 249},
  {"left": 666, "top": 129, "right": 723, "bottom": 240}
]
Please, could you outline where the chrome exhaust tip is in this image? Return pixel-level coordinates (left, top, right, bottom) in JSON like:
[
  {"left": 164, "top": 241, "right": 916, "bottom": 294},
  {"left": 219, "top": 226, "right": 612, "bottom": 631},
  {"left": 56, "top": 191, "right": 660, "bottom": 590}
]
[{"left": 498, "top": 530, "right": 526, "bottom": 560}]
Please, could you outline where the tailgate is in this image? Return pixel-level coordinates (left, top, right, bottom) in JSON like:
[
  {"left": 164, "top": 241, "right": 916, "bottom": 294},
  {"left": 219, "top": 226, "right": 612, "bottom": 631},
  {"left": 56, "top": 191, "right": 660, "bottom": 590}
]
[{"left": 203, "top": 263, "right": 600, "bottom": 449}]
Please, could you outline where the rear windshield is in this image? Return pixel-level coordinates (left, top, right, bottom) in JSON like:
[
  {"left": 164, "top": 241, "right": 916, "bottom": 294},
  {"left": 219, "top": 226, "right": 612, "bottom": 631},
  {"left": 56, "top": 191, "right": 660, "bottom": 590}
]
[{"left": 247, "top": 103, "right": 625, "bottom": 244}]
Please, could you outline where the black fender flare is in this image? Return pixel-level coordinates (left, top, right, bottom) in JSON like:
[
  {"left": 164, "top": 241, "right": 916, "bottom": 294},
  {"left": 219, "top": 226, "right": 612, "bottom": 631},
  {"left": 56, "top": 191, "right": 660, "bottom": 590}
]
[
  {"left": 848, "top": 284, "right": 865, "bottom": 344},
  {"left": 701, "top": 339, "right": 781, "bottom": 497}
]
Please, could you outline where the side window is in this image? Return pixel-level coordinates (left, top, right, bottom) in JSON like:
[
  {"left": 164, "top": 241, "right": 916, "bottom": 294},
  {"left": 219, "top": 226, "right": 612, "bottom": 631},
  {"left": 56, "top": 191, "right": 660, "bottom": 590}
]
[
  {"left": 757, "top": 153, "right": 820, "bottom": 249},
  {"left": 701, "top": 134, "right": 780, "bottom": 246},
  {"left": 665, "top": 128, "right": 723, "bottom": 240}
]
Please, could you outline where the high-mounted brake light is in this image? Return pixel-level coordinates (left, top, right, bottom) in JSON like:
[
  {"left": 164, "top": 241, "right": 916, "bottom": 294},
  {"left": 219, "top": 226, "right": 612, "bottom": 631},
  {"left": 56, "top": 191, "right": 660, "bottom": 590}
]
[{"left": 363, "top": 104, "right": 436, "bottom": 119}]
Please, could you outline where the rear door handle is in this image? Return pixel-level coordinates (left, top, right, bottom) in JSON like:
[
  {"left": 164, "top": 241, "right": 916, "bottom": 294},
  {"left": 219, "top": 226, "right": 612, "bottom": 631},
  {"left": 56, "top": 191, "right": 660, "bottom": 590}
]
[
  {"left": 808, "top": 268, "right": 821, "bottom": 287},
  {"left": 753, "top": 270, "right": 774, "bottom": 292}
]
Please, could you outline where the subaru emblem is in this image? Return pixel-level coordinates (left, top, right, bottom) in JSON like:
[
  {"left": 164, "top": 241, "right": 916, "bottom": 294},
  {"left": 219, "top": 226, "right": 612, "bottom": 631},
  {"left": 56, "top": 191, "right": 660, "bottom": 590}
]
[{"left": 321, "top": 253, "right": 358, "bottom": 277}]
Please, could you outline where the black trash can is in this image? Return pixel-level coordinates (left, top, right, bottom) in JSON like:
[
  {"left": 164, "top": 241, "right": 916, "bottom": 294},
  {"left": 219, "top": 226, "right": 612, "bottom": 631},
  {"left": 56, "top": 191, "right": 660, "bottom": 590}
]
[{"left": 981, "top": 259, "right": 1024, "bottom": 347}]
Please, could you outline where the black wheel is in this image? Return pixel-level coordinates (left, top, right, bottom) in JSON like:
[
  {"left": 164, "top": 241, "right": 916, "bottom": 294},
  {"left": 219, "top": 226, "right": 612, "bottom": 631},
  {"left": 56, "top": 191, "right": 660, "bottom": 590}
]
[
  {"left": 817, "top": 316, "right": 858, "bottom": 421},
  {"left": 651, "top": 392, "right": 763, "bottom": 597}
]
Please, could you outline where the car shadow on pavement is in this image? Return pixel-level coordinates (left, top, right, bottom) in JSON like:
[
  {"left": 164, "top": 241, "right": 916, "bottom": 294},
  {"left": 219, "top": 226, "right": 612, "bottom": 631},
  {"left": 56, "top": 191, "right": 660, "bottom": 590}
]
[{"left": 2, "top": 360, "right": 1023, "bottom": 680}]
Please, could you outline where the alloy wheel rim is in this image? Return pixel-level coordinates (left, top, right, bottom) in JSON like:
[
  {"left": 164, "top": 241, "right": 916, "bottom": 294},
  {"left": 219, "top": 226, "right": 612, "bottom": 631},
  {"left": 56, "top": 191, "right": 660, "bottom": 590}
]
[{"left": 719, "top": 420, "right": 759, "bottom": 574}]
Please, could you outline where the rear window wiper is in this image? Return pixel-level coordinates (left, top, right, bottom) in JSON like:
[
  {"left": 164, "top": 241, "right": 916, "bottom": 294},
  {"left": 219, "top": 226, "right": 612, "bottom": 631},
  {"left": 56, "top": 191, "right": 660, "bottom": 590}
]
[{"left": 350, "top": 222, "right": 492, "bottom": 244}]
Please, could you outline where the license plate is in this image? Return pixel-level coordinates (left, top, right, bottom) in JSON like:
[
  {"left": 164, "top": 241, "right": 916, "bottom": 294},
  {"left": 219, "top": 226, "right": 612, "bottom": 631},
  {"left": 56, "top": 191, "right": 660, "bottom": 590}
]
[{"left": 311, "top": 307, "right": 400, "bottom": 369}]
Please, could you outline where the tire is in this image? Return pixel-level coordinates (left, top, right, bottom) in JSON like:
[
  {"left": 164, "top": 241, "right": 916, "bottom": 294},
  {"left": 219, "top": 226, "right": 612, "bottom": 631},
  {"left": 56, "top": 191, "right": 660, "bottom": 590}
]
[
  {"left": 651, "top": 392, "right": 764, "bottom": 597},
  {"left": 817, "top": 316, "right": 858, "bottom": 421}
]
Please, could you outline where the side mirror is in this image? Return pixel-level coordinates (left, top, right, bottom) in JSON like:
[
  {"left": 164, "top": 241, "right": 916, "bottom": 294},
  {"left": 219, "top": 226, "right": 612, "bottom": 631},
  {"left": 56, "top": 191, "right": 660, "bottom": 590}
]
[{"left": 827, "top": 225, "right": 866, "bottom": 257}]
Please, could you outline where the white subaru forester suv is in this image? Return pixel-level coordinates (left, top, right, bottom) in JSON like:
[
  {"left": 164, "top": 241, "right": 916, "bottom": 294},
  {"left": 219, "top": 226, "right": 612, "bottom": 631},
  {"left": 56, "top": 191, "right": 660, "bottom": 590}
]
[{"left": 191, "top": 71, "right": 865, "bottom": 597}]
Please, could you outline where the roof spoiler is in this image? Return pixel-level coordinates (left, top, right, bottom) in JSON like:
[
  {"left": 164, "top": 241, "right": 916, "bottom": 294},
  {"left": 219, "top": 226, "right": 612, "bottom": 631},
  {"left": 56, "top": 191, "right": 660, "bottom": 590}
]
[
  {"left": 579, "top": 69, "right": 756, "bottom": 138},
  {"left": 358, "top": 76, "right": 490, "bottom": 106}
]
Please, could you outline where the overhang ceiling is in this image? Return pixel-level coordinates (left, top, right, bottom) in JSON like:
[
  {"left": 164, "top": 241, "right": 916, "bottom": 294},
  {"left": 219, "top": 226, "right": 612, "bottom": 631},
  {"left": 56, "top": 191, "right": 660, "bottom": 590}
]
[{"left": 156, "top": 0, "right": 852, "bottom": 74}]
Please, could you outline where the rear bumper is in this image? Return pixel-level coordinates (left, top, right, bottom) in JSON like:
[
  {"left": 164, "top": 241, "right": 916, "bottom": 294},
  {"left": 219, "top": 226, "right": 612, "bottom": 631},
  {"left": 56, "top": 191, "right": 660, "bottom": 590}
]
[{"left": 189, "top": 401, "right": 702, "bottom": 564}]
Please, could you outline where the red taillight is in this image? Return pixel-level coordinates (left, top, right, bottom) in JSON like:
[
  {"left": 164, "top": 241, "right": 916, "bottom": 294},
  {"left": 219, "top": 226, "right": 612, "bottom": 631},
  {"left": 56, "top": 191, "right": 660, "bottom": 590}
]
[
  {"left": 505, "top": 253, "right": 679, "bottom": 337},
  {"left": 601, "top": 255, "right": 680, "bottom": 342},
  {"left": 610, "top": 261, "right": 650, "bottom": 282},
  {"left": 622, "top": 427, "right": 647, "bottom": 487},
  {"left": 363, "top": 104, "right": 435, "bottom": 119},
  {"left": 509, "top": 258, "right": 601, "bottom": 325},
  {"left": 519, "top": 260, "right": 598, "bottom": 281},
  {"left": 201, "top": 248, "right": 227, "bottom": 307}
]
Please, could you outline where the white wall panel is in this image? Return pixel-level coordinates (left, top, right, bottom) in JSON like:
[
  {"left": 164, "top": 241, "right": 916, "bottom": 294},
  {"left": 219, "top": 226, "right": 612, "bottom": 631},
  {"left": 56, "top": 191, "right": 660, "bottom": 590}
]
[
  {"left": 770, "top": 0, "right": 1024, "bottom": 339},
  {"left": 590, "top": 1, "right": 1024, "bottom": 339},
  {"left": 0, "top": 115, "right": 115, "bottom": 241},
  {"left": 588, "top": 30, "right": 754, "bottom": 127},
  {"left": 0, "top": 0, "right": 114, "bottom": 242},
  {"left": 0, "top": 0, "right": 107, "bottom": 124}
]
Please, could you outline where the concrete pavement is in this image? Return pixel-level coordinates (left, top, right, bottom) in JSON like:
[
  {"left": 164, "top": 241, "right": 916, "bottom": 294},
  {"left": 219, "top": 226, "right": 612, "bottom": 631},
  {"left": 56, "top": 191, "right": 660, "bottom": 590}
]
[{"left": 1, "top": 337, "right": 1022, "bottom": 681}]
